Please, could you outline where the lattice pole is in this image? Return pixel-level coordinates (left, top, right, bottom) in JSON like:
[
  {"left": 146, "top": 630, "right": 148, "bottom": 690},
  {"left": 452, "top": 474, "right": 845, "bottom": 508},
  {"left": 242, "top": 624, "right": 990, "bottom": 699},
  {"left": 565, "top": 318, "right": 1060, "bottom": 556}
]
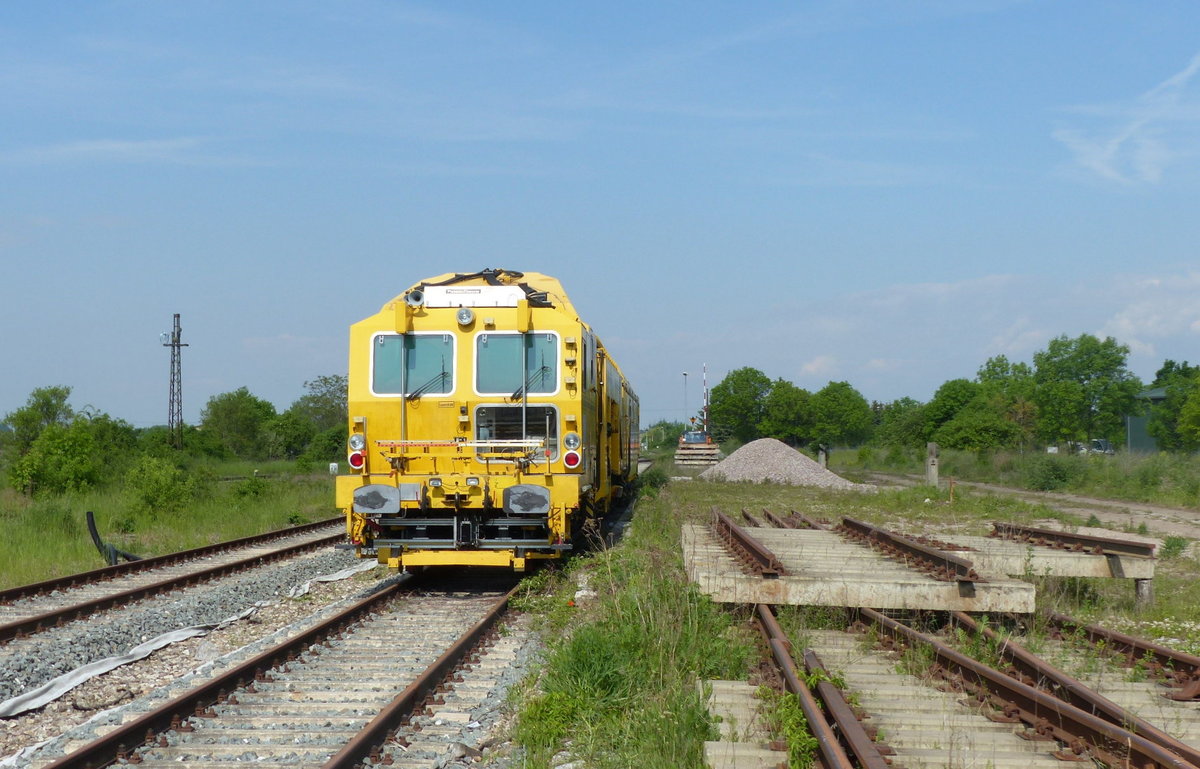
[{"left": 163, "top": 313, "right": 188, "bottom": 448}]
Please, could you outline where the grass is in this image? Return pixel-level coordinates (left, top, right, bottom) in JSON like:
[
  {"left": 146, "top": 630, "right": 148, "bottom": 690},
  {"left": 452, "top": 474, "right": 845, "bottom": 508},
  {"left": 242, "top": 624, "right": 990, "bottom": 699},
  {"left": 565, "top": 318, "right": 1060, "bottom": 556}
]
[
  {"left": 0, "top": 469, "right": 336, "bottom": 589},
  {"left": 835, "top": 446, "right": 1200, "bottom": 509},
  {"left": 512, "top": 481, "right": 757, "bottom": 769}
]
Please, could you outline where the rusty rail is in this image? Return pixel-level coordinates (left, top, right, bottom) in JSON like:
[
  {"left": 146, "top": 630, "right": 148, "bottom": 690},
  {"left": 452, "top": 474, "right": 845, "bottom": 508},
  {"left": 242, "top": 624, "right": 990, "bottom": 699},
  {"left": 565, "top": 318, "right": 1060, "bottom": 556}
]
[
  {"left": 950, "top": 611, "right": 1200, "bottom": 766},
  {"left": 0, "top": 532, "right": 344, "bottom": 643},
  {"left": 991, "top": 522, "right": 1156, "bottom": 558},
  {"left": 711, "top": 508, "right": 788, "bottom": 578},
  {"left": 799, "top": 648, "right": 894, "bottom": 769},
  {"left": 756, "top": 605, "right": 856, "bottom": 769},
  {"left": 1047, "top": 611, "right": 1200, "bottom": 701},
  {"left": 786, "top": 510, "right": 828, "bottom": 530},
  {"left": 0, "top": 517, "right": 343, "bottom": 604},
  {"left": 837, "top": 517, "right": 982, "bottom": 583},
  {"left": 856, "top": 608, "right": 1198, "bottom": 769},
  {"left": 760, "top": 508, "right": 827, "bottom": 530}
]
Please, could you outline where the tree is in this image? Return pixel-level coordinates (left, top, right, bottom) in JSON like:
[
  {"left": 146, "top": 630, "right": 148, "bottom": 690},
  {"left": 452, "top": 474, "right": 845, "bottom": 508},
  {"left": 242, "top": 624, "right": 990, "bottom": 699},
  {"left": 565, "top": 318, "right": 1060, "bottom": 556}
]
[
  {"left": 709, "top": 368, "right": 772, "bottom": 443},
  {"left": 1147, "top": 360, "right": 1200, "bottom": 451},
  {"left": 289, "top": 374, "right": 348, "bottom": 433},
  {"left": 1177, "top": 388, "right": 1200, "bottom": 448},
  {"left": 758, "top": 380, "right": 813, "bottom": 446},
  {"left": 265, "top": 409, "right": 318, "bottom": 459},
  {"left": 874, "top": 397, "right": 927, "bottom": 448},
  {"left": 2, "top": 385, "right": 74, "bottom": 458},
  {"left": 975, "top": 355, "right": 1037, "bottom": 448},
  {"left": 1032, "top": 334, "right": 1142, "bottom": 444},
  {"left": 923, "top": 379, "right": 979, "bottom": 440},
  {"left": 642, "top": 420, "right": 687, "bottom": 452},
  {"left": 933, "top": 395, "right": 1023, "bottom": 450},
  {"left": 200, "top": 387, "right": 278, "bottom": 459},
  {"left": 810, "top": 381, "right": 873, "bottom": 447}
]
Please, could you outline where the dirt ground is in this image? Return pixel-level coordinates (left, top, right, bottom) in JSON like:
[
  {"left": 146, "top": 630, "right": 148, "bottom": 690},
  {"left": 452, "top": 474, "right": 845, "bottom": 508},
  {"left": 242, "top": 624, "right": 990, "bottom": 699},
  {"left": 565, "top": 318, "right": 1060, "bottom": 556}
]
[{"left": 867, "top": 472, "right": 1200, "bottom": 541}]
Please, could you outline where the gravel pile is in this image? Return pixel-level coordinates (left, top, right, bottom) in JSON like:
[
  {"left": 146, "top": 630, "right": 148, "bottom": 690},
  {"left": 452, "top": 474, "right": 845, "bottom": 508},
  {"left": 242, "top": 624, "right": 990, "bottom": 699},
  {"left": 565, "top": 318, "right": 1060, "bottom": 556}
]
[{"left": 699, "top": 438, "right": 876, "bottom": 492}]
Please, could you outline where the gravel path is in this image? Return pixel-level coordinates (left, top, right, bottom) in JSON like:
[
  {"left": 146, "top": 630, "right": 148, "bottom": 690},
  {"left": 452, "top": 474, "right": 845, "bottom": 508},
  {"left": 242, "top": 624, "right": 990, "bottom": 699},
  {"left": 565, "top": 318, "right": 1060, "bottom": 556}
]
[
  {"left": 0, "top": 548, "right": 358, "bottom": 719},
  {"left": 700, "top": 438, "right": 876, "bottom": 491}
]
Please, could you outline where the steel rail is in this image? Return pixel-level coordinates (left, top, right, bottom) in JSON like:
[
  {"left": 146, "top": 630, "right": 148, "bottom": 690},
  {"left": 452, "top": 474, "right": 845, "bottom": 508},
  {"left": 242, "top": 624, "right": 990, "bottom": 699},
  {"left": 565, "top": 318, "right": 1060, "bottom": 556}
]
[
  {"left": 950, "top": 611, "right": 1200, "bottom": 767},
  {"left": 0, "top": 532, "right": 344, "bottom": 643},
  {"left": 741, "top": 509, "right": 764, "bottom": 528},
  {"left": 798, "top": 648, "right": 893, "bottom": 769},
  {"left": 857, "top": 607, "right": 1199, "bottom": 769},
  {"left": 784, "top": 509, "right": 828, "bottom": 530},
  {"left": 990, "top": 521, "right": 1156, "bottom": 558},
  {"left": 760, "top": 509, "right": 791, "bottom": 528},
  {"left": 839, "top": 517, "right": 981, "bottom": 583},
  {"left": 1046, "top": 611, "right": 1200, "bottom": 701},
  {"left": 755, "top": 605, "right": 855, "bottom": 769},
  {"left": 323, "top": 585, "right": 516, "bottom": 769},
  {"left": 0, "top": 517, "right": 343, "bottom": 603},
  {"left": 711, "top": 508, "right": 789, "bottom": 578},
  {"left": 757, "top": 508, "right": 826, "bottom": 531},
  {"left": 39, "top": 577, "right": 415, "bottom": 769}
]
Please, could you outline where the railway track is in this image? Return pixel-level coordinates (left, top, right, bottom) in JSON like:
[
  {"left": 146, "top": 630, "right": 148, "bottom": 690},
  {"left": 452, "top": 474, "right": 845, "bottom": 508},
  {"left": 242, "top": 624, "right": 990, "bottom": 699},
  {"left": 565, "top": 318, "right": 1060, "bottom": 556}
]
[
  {"left": 0, "top": 519, "right": 344, "bottom": 644},
  {"left": 26, "top": 574, "right": 520, "bottom": 769},
  {"left": 710, "top": 509, "right": 1200, "bottom": 769}
]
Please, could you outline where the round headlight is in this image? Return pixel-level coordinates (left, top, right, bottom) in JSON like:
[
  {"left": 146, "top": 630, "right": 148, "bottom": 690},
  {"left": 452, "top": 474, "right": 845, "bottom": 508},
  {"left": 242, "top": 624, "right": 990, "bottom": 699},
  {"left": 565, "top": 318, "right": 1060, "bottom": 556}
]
[
  {"left": 563, "top": 432, "right": 581, "bottom": 450},
  {"left": 456, "top": 307, "right": 475, "bottom": 326},
  {"left": 348, "top": 434, "right": 366, "bottom": 451}
]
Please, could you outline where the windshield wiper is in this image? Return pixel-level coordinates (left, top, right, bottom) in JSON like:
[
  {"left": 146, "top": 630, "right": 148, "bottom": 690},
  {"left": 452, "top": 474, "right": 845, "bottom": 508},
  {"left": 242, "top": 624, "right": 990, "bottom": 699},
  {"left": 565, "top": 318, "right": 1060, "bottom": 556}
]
[
  {"left": 511, "top": 365, "right": 550, "bottom": 400},
  {"left": 406, "top": 370, "right": 449, "bottom": 402}
]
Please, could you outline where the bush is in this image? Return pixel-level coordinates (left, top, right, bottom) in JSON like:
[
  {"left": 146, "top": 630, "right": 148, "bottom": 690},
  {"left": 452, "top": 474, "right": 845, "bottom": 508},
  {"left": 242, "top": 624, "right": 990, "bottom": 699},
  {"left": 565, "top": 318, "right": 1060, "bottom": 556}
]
[
  {"left": 1022, "top": 455, "right": 1073, "bottom": 491},
  {"left": 123, "top": 455, "right": 198, "bottom": 516},
  {"left": 8, "top": 423, "right": 103, "bottom": 496},
  {"left": 637, "top": 467, "right": 668, "bottom": 496},
  {"left": 1161, "top": 536, "right": 1189, "bottom": 559},
  {"left": 234, "top": 476, "right": 269, "bottom": 498}
]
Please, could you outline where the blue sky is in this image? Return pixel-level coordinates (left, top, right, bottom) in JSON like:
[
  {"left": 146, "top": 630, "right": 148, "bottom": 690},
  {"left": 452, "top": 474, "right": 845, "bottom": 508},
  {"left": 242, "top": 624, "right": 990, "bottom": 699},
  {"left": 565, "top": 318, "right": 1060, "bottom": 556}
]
[{"left": 3, "top": 1, "right": 1200, "bottom": 428}]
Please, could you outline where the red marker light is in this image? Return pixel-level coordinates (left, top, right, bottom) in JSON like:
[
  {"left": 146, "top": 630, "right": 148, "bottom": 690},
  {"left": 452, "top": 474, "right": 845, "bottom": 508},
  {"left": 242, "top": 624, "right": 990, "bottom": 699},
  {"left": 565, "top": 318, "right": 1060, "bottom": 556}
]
[
  {"left": 563, "top": 451, "right": 581, "bottom": 468},
  {"left": 348, "top": 451, "right": 365, "bottom": 469}
]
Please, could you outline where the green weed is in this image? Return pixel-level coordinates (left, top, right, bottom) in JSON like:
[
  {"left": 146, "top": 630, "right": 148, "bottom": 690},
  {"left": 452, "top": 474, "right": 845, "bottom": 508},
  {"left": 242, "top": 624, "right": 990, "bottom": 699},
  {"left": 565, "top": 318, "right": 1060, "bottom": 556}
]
[{"left": 758, "top": 686, "right": 819, "bottom": 769}]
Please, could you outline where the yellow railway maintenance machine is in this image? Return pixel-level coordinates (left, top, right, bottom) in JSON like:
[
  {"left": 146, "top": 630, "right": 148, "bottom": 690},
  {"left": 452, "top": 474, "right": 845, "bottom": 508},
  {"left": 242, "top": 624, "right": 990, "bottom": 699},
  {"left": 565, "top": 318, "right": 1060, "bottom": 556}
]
[{"left": 337, "top": 269, "right": 639, "bottom": 572}]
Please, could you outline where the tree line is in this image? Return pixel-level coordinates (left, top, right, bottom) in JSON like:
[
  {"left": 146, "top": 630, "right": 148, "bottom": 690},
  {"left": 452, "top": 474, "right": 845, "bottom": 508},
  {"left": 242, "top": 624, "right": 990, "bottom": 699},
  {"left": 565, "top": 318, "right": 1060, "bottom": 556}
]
[
  {"left": 691, "top": 333, "right": 1200, "bottom": 452},
  {"left": 0, "top": 375, "right": 348, "bottom": 496}
]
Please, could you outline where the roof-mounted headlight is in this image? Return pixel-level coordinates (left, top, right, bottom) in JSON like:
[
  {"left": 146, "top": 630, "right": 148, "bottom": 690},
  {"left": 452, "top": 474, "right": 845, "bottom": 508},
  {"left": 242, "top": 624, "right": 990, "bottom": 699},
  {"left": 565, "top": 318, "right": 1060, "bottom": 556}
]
[{"left": 456, "top": 307, "right": 475, "bottom": 326}]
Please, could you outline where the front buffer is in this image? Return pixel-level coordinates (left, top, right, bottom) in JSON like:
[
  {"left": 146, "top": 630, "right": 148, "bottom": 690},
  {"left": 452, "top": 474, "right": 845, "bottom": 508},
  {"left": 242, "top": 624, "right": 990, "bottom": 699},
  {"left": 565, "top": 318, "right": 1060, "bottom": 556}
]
[{"left": 338, "top": 471, "right": 581, "bottom": 571}]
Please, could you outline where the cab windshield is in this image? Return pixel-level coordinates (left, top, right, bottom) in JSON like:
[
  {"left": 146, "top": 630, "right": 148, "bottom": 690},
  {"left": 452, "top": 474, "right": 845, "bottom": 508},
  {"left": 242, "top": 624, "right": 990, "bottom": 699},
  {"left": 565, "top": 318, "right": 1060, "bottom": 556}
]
[
  {"left": 372, "top": 334, "right": 454, "bottom": 396},
  {"left": 476, "top": 332, "right": 557, "bottom": 396}
]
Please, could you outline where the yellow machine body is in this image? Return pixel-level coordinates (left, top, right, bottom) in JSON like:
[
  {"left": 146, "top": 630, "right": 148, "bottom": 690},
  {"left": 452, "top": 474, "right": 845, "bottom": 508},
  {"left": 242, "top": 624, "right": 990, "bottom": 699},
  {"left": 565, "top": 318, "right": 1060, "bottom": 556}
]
[{"left": 336, "top": 269, "right": 639, "bottom": 571}]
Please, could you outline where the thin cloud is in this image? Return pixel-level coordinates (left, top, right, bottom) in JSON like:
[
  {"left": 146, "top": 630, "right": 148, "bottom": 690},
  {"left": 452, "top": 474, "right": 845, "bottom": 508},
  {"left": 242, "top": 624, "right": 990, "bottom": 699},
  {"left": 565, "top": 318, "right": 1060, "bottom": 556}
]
[
  {"left": 801, "top": 355, "right": 838, "bottom": 375},
  {"left": 0, "top": 137, "right": 259, "bottom": 167},
  {"left": 1096, "top": 271, "right": 1200, "bottom": 357},
  {"left": 1053, "top": 52, "right": 1200, "bottom": 184}
]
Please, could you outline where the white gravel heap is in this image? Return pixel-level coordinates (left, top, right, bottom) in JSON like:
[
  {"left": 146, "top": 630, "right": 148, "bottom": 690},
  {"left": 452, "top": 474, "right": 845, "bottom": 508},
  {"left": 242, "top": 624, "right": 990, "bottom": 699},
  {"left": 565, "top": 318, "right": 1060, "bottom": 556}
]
[{"left": 699, "top": 438, "right": 876, "bottom": 492}]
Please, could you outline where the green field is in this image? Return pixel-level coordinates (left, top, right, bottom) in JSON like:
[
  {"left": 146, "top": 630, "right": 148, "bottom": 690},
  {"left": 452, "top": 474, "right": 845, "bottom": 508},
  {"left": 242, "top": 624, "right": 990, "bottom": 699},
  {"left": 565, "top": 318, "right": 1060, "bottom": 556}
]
[{"left": 0, "top": 464, "right": 336, "bottom": 589}]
